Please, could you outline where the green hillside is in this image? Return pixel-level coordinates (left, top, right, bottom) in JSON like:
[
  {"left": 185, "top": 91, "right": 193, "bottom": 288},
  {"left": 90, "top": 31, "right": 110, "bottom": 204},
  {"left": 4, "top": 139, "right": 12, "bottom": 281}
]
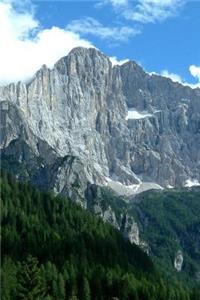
[
  {"left": 130, "top": 189, "right": 200, "bottom": 282},
  {"left": 1, "top": 170, "right": 198, "bottom": 299}
]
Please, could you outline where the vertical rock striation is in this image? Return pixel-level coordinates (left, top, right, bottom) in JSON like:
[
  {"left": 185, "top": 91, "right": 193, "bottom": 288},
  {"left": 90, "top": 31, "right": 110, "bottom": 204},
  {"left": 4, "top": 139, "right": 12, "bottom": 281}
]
[{"left": 0, "top": 47, "right": 200, "bottom": 201}]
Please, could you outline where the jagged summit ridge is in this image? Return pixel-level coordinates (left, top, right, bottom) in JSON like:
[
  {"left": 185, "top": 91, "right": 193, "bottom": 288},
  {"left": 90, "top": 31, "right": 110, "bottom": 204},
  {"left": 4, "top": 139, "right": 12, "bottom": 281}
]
[{"left": 0, "top": 47, "right": 200, "bottom": 200}]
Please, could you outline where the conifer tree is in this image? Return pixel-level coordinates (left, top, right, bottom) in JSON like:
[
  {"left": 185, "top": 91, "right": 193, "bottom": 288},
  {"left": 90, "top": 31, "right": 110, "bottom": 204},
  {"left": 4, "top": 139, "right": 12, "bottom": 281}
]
[
  {"left": 1, "top": 257, "right": 17, "bottom": 300},
  {"left": 17, "top": 255, "right": 45, "bottom": 299},
  {"left": 81, "top": 277, "right": 91, "bottom": 300},
  {"left": 57, "top": 273, "right": 66, "bottom": 299}
]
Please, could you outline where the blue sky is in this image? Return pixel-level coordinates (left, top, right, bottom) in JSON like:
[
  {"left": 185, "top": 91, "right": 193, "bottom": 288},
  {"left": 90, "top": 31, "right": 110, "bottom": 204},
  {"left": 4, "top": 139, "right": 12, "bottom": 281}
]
[{"left": 0, "top": 0, "right": 199, "bottom": 86}]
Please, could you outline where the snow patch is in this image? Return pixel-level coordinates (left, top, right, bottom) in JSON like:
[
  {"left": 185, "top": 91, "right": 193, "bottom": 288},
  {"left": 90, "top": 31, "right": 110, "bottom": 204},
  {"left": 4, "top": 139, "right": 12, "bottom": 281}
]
[
  {"left": 105, "top": 177, "right": 163, "bottom": 196},
  {"left": 126, "top": 109, "right": 152, "bottom": 120},
  {"left": 184, "top": 179, "right": 200, "bottom": 187},
  {"left": 167, "top": 185, "right": 174, "bottom": 189}
]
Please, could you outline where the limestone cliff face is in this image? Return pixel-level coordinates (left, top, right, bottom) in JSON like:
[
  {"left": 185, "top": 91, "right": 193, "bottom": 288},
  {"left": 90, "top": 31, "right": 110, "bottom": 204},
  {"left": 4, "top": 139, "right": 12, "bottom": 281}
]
[
  {"left": 1, "top": 47, "right": 200, "bottom": 201},
  {"left": 121, "top": 213, "right": 140, "bottom": 245}
]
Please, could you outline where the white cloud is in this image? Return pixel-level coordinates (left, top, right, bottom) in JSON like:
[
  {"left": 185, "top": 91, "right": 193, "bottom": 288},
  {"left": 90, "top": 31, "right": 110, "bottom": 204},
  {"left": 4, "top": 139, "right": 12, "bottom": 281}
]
[
  {"left": 110, "top": 56, "right": 129, "bottom": 66},
  {"left": 161, "top": 70, "right": 183, "bottom": 83},
  {"left": 0, "top": 1, "right": 93, "bottom": 85},
  {"left": 160, "top": 68, "right": 200, "bottom": 89},
  {"left": 0, "top": 0, "right": 197, "bottom": 91},
  {"left": 67, "top": 17, "right": 140, "bottom": 42},
  {"left": 189, "top": 65, "right": 200, "bottom": 82},
  {"left": 0, "top": 1, "right": 139, "bottom": 84},
  {"left": 107, "top": 0, "right": 185, "bottom": 23},
  {"left": 126, "top": 0, "right": 183, "bottom": 23},
  {"left": 100, "top": 0, "right": 128, "bottom": 8},
  {"left": 109, "top": 0, "right": 128, "bottom": 6}
]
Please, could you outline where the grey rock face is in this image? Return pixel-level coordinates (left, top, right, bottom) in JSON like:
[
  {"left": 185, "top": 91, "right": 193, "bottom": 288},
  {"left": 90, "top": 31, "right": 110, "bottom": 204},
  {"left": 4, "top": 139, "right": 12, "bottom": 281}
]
[
  {"left": 102, "top": 206, "right": 119, "bottom": 229},
  {"left": 121, "top": 213, "right": 149, "bottom": 252},
  {"left": 85, "top": 184, "right": 119, "bottom": 227},
  {"left": 174, "top": 250, "right": 184, "bottom": 272},
  {"left": 1, "top": 47, "right": 200, "bottom": 201},
  {"left": 121, "top": 213, "right": 140, "bottom": 245},
  {"left": 84, "top": 183, "right": 147, "bottom": 247}
]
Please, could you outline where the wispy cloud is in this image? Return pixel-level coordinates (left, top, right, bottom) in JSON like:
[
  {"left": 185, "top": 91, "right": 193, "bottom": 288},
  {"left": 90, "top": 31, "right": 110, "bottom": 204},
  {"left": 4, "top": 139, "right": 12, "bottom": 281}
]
[
  {"left": 99, "top": 0, "right": 128, "bottom": 8},
  {"left": 67, "top": 17, "right": 140, "bottom": 42},
  {"left": 107, "top": 0, "right": 185, "bottom": 23},
  {"left": 108, "top": 0, "right": 128, "bottom": 6}
]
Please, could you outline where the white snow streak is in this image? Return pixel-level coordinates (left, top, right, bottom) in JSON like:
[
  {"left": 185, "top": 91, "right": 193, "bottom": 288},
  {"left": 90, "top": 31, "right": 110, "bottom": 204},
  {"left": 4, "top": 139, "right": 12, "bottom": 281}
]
[
  {"left": 184, "top": 179, "right": 200, "bottom": 187},
  {"left": 126, "top": 109, "right": 152, "bottom": 120}
]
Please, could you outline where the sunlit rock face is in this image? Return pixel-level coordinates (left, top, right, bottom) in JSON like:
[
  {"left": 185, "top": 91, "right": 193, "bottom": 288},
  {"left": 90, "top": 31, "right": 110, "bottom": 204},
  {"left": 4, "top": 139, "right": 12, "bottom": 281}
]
[
  {"left": 120, "top": 213, "right": 149, "bottom": 252},
  {"left": 1, "top": 47, "right": 200, "bottom": 201},
  {"left": 121, "top": 214, "right": 140, "bottom": 245}
]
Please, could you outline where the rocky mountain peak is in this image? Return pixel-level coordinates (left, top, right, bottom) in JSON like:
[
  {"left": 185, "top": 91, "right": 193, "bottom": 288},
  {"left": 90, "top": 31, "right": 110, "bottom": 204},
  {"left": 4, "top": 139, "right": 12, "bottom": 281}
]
[{"left": 0, "top": 47, "right": 200, "bottom": 202}]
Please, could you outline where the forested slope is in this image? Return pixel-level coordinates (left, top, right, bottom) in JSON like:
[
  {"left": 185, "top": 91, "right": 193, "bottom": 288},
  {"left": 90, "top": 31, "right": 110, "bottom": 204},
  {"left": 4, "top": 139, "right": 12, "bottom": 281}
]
[
  {"left": 130, "top": 189, "right": 200, "bottom": 280},
  {"left": 1, "top": 170, "right": 199, "bottom": 299}
]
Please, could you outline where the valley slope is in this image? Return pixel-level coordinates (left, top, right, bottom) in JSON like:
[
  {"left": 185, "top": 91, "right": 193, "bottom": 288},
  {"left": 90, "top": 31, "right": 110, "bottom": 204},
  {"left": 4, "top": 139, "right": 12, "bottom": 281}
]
[{"left": 1, "top": 171, "right": 199, "bottom": 300}]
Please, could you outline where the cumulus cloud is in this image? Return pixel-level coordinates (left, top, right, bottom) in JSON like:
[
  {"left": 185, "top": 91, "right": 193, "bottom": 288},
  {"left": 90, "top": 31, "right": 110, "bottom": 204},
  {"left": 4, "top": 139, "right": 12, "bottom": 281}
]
[
  {"left": 67, "top": 17, "right": 140, "bottom": 42},
  {"left": 0, "top": 1, "right": 136, "bottom": 85},
  {"left": 0, "top": 1, "right": 93, "bottom": 84},
  {"left": 107, "top": 0, "right": 185, "bottom": 23},
  {"left": 0, "top": 0, "right": 196, "bottom": 90},
  {"left": 189, "top": 65, "right": 200, "bottom": 82}
]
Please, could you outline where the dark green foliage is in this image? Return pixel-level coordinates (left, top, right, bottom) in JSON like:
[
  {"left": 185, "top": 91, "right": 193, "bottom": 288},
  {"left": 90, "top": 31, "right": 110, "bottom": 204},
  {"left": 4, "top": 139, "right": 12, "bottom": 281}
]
[
  {"left": 87, "top": 184, "right": 200, "bottom": 289},
  {"left": 130, "top": 189, "right": 200, "bottom": 283},
  {"left": 17, "top": 255, "right": 45, "bottom": 299},
  {"left": 79, "top": 277, "right": 91, "bottom": 300},
  {"left": 1, "top": 170, "right": 199, "bottom": 299},
  {"left": 1, "top": 257, "right": 17, "bottom": 300}
]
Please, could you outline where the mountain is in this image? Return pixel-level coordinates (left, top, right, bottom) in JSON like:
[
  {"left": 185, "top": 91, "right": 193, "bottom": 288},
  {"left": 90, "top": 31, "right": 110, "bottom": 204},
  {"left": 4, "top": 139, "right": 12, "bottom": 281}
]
[
  {"left": 1, "top": 47, "right": 200, "bottom": 289},
  {"left": 1, "top": 171, "right": 198, "bottom": 300},
  {"left": 1, "top": 47, "right": 200, "bottom": 206}
]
